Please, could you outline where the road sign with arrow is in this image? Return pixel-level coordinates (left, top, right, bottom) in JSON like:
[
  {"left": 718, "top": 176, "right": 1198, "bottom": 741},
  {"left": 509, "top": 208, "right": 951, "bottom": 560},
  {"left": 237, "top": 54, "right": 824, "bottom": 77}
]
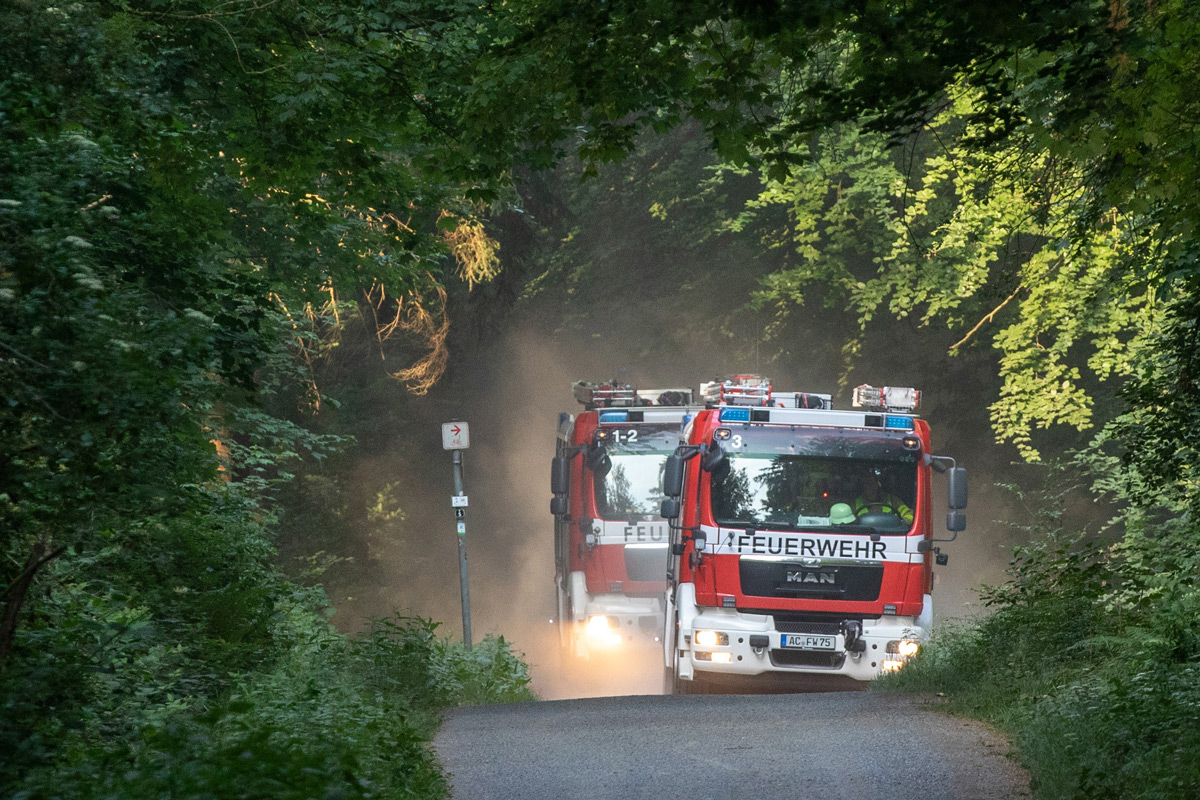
[{"left": 442, "top": 421, "right": 470, "bottom": 450}]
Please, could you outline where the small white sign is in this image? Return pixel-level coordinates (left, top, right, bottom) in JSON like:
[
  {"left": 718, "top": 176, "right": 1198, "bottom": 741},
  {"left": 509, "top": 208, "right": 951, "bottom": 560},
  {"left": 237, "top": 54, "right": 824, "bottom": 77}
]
[
  {"left": 456, "top": 522, "right": 466, "bottom": 534},
  {"left": 442, "top": 421, "right": 470, "bottom": 450},
  {"left": 451, "top": 495, "right": 468, "bottom": 508}
]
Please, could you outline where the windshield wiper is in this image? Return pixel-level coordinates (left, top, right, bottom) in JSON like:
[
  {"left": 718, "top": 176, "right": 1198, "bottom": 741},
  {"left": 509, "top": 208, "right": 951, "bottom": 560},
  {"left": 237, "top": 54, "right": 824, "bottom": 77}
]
[{"left": 718, "top": 520, "right": 795, "bottom": 531}]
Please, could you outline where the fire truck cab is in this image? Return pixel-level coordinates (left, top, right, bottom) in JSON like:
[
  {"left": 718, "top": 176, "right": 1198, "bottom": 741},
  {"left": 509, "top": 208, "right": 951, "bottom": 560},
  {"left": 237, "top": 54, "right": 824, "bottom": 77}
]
[
  {"left": 551, "top": 381, "right": 698, "bottom": 661},
  {"left": 660, "top": 376, "right": 968, "bottom": 692}
]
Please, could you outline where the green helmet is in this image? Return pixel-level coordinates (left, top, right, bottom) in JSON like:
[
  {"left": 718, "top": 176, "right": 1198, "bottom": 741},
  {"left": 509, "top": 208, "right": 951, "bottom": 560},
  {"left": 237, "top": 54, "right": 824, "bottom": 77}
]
[{"left": 829, "top": 503, "right": 855, "bottom": 525}]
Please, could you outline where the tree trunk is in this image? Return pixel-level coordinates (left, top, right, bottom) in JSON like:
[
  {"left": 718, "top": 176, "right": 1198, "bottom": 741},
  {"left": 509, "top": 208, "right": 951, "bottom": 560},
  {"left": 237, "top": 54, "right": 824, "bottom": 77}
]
[{"left": 0, "top": 539, "right": 65, "bottom": 661}]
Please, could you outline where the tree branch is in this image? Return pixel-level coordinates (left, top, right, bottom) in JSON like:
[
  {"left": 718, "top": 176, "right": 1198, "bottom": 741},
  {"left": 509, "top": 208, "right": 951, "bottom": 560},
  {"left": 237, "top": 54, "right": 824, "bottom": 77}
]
[
  {"left": 0, "top": 540, "right": 67, "bottom": 662},
  {"left": 950, "top": 284, "right": 1023, "bottom": 352}
]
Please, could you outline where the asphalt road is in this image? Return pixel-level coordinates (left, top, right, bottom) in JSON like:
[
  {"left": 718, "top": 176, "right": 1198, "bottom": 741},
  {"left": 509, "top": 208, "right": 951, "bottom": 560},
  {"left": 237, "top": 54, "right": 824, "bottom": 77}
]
[{"left": 434, "top": 691, "right": 1029, "bottom": 800}]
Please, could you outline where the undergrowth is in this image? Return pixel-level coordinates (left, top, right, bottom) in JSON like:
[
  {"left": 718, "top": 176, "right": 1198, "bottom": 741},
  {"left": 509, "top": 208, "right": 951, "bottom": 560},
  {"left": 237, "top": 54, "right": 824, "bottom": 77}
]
[
  {"left": 5, "top": 610, "right": 533, "bottom": 800},
  {"left": 882, "top": 465, "right": 1200, "bottom": 800}
]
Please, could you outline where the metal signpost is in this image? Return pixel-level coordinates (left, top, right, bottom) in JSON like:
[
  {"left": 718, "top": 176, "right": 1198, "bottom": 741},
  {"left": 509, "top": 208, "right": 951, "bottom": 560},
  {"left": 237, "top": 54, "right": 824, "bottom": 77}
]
[{"left": 442, "top": 421, "right": 472, "bottom": 650}]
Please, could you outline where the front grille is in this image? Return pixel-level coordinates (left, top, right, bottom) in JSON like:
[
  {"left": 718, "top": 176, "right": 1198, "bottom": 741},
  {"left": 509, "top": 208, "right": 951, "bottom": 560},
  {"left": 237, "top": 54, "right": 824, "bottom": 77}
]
[
  {"left": 624, "top": 544, "right": 668, "bottom": 583},
  {"left": 770, "top": 650, "right": 846, "bottom": 670},
  {"left": 740, "top": 561, "right": 883, "bottom": 601},
  {"left": 774, "top": 620, "right": 842, "bottom": 635},
  {"left": 743, "top": 610, "right": 869, "bottom": 625}
]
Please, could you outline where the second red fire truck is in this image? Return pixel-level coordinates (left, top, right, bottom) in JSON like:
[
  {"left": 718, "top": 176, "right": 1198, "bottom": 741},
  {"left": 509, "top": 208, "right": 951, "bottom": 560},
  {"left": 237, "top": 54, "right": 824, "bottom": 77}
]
[
  {"left": 659, "top": 376, "right": 968, "bottom": 692},
  {"left": 550, "top": 381, "right": 697, "bottom": 661}
]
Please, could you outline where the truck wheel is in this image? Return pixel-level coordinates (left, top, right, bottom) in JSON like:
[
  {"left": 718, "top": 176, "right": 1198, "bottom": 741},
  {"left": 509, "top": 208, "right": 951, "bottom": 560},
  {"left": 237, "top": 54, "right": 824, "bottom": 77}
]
[
  {"left": 664, "top": 653, "right": 694, "bottom": 695},
  {"left": 560, "top": 596, "right": 578, "bottom": 660},
  {"left": 554, "top": 582, "right": 567, "bottom": 650},
  {"left": 662, "top": 666, "right": 676, "bottom": 695},
  {"left": 665, "top": 662, "right": 700, "bottom": 695}
]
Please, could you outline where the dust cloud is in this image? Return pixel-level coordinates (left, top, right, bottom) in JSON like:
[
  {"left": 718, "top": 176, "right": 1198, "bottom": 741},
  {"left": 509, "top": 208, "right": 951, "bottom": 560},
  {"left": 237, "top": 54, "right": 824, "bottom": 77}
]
[
  {"left": 331, "top": 327, "right": 701, "bottom": 699},
  {"left": 321, "top": 306, "right": 1040, "bottom": 700}
]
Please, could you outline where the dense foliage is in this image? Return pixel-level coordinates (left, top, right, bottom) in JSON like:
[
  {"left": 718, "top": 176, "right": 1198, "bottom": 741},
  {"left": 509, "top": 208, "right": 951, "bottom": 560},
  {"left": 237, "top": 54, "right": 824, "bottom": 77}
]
[{"left": 1, "top": 2, "right": 530, "bottom": 798}]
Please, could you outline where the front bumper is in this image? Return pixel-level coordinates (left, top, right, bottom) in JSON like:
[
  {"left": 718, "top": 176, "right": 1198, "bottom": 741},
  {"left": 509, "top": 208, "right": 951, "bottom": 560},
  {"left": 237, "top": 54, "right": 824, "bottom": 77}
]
[
  {"left": 677, "top": 605, "right": 928, "bottom": 682},
  {"left": 571, "top": 594, "right": 665, "bottom": 659}
]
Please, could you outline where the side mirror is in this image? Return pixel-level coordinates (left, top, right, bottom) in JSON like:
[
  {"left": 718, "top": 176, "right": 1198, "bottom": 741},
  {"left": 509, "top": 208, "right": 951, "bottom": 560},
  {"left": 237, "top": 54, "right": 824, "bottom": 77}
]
[
  {"left": 700, "top": 444, "right": 730, "bottom": 484},
  {"left": 947, "top": 509, "right": 966, "bottom": 532},
  {"left": 662, "top": 453, "right": 685, "bottom": 498},
  {"left": 550, "top": 456, "right": 570, "bottom": 496},
  {"left": 660, "top": 498, "right": 681, "bottom": 520},
  {"left": 948, "top": 467, "right": 968, "bottom": 510},
  {"left": 585, "top": 444, "right": 611, "bottom": 477},
  {"left": 699, "top": 443, "right": 726, "bottom": 474},
  {"left": 550, "top": 496, "right": 568, "bottom": 517}
]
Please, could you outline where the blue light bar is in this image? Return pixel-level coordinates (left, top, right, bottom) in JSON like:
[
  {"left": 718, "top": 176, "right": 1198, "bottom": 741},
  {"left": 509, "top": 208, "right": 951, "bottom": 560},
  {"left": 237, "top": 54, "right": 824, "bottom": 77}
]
[
  {"left": 720, "top": 407, "right": 751, "bottom": 422},
  {"left": 885, "top": 415, "right": 914, "bottom": 430},
  {"left": 598, "top": 411, "right": 628, "bottom": 423}
]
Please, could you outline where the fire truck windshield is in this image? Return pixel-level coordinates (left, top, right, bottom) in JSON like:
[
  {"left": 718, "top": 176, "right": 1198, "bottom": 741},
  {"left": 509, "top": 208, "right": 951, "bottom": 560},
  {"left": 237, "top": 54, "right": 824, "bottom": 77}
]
[
  {"left": 708, "top": 427, "right": 919, "bottom": 533},
  {"left": 593, "top": 427, "right": 680, "bottom": 520}
]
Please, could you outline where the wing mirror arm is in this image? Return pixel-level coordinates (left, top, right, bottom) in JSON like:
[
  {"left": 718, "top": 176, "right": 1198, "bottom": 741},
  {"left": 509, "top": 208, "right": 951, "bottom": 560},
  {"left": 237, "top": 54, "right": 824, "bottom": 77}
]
[{"left": 923, "top": 453, "right": 951, "bottom": 474}]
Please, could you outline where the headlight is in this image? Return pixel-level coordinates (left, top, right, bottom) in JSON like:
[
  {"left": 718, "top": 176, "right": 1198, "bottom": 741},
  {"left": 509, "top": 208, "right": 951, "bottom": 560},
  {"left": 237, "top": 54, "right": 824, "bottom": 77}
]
[
  {"left": 585, "top": 615, "right": 623, "bottom": 647},
  {"left": 882, "top": 639, "right": 921, "bottom": 672},
  {"left": 886, "top": 639, "right": 920, "bottom": 657},
  {"left": 694, "top": 630, "right": 729, "bottom": 647}
]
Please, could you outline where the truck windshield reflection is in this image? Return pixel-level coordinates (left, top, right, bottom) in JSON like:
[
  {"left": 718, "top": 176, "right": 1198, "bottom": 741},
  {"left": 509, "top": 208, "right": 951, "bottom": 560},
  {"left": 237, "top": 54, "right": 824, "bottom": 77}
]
[
  {"left": 594, "top": 429, "right": 677, "bottom": 519},
  {"left": 711, "top": 453, "right": 917, "bottom": 533}
]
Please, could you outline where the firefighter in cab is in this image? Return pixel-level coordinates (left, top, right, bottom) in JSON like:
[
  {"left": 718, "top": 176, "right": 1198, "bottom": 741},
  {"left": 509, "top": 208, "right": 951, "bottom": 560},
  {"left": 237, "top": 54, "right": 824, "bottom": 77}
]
[{"left": 848, "top": 465, "right": 913, "bottom": 523}]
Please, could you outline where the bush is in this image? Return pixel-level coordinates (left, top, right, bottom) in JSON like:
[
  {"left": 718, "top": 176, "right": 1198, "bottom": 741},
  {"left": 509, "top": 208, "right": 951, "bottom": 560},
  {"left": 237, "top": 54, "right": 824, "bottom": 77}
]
[
  {"left": 882, "top": 474, "right": 1200, "bottom": 799},
  {"left": 9, "top": 614, "right": 533, "bottom": 800}
]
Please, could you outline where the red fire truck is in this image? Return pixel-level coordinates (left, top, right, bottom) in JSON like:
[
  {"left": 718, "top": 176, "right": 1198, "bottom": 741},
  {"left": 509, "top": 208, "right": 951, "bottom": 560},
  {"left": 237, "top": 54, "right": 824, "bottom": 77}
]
[
  {"left": 659, "top": 376, "right": 967, "bottom": 692},
  {"left": 550, "top": 381, "right": 697, "bottom": 660}
]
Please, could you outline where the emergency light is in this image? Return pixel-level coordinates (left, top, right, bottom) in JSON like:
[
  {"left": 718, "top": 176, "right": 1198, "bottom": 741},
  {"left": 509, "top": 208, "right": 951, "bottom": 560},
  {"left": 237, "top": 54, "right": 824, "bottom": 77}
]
[
  {"left": 572, "top": 380, "right": 694, "bottom": 409},
  {"left": 852, "top": 384, "right": 921, "bottom": 413},
  {"left": 702, "top": 376, "right": 833, "bottom": 410},
  {"left": 700, "top": 375, "right": 772, "bottom": 406}
]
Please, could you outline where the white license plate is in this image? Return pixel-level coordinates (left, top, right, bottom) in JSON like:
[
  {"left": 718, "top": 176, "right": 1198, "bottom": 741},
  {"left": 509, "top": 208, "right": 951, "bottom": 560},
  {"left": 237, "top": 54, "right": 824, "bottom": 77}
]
[{"left": 780, "top": 634, "right": 836, "bottom": 651}]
